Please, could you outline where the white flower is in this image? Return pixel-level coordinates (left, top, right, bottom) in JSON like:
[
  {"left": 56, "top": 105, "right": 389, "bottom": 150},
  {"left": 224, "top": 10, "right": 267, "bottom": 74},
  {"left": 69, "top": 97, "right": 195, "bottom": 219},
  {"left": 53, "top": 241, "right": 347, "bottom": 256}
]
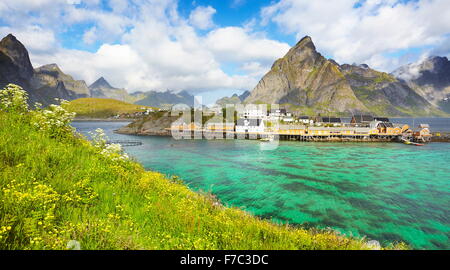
[
  {"left": 0, "top": 84, "right": 29, "bottom": 113},
  {"left": 30, "top": 98, "right": 75, "bottom": 136},
  {"left": 90, "top": 129, "right": 129, "bottom": 162}
]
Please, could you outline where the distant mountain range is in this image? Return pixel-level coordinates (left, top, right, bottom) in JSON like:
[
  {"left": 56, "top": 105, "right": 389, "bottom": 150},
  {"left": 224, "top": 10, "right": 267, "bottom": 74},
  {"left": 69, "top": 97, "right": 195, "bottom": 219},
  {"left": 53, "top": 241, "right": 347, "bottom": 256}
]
[
  {"left": 1, "top": 33, "right": 450, "bottom": 116},
  {"left": 393, "top": 56, "right": 450, "bottom": 114},
  {"left": 215, "top": 91, "right": 250, "bottom": 106},
  {"left": 0, "top": 34, "right": 196, "bottom": 108},
  {"left": 245, "top": 36, "right": 445, "bottom": 116},
  {"left": 134, "top": 90, "right": 196, "bottom": 108}
]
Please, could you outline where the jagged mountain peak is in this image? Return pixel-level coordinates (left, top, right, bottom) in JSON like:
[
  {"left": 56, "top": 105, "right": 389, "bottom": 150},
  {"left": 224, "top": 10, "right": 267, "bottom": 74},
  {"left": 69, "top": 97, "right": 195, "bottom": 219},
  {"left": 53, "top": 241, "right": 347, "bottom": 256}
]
[
  {"left": 420, "top": 56, "right": 449, "bottom": 72},
  {"left": 393, "top": 55, "right": 450, "bottom": 81},
  {"left": 89, "top": 77, "right": 113, "bottom": 89},
  {"left": 283, "top": 35, "right": 319, "bottom": 60},
  {"left": 392, "top": 55, "right": 450, "bottom": 113},
  {"left": 36, "top": 63, "right": 62, "bottom": 73},
  {"left": 425, "top": 55, "right": 448, "bottom": 62},
  {"left": 0, "top": 33, "right": 34, "bottom": 80},
  {"left": 1, "top": 33, "right": 18, "bottom": 43},
  {"left": 293, "top": 36, "right": 315, "bottom": 51}
]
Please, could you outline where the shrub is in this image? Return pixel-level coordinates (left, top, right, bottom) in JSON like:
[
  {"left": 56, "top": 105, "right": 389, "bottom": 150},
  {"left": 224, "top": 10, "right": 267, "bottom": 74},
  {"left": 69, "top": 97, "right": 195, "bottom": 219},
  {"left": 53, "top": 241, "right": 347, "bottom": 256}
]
[
  {"left": 0, "top": 84, "right": 29, "bottom": 114},
  {"left": 31, "top": 99, "right": 76, "bottom": 138}
]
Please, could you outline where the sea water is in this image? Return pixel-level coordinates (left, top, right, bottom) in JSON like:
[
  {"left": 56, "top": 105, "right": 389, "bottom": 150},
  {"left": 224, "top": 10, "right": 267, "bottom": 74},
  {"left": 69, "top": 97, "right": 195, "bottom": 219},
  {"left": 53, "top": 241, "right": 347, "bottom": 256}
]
[{"left": 72, "top": 121, "right": 450, "bottom": 249}]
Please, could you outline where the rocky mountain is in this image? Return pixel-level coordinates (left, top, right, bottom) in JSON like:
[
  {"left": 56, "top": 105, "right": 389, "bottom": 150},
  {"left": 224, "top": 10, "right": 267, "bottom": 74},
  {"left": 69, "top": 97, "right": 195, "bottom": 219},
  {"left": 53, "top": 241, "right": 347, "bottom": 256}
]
[
  {"left": 0, "top": 34, "right": 90, "bottom": 105},
  {"left": 135, "top": 90, "right": 196, "bottom": 108},
  {"left": 88, "top": 77, "right": 145, "bottom": 103},
  {"left": 245, "top": 36, "right": 443, "bottom": 116},
  {"left": 393, "top": 56, "right": 450, "bottom": 113},
  {"left": 0, "top": 34, "right": 34, "bottom": 98},
  {"left": 31, "top": 63, "right": 90, "bottom": 104},
  {"left": 216, "top": 90, "right": 250, "bottom": 106},
  {"left": 340, "top": 64, "right": 438, "bottom": 116}
]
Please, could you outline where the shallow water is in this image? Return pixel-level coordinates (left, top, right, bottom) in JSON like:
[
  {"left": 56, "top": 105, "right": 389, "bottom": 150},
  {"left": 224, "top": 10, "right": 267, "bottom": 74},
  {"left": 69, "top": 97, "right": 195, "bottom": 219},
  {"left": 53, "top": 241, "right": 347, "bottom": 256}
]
[{"left": 72, "top": 121, "right": 450, "bottom": 249}]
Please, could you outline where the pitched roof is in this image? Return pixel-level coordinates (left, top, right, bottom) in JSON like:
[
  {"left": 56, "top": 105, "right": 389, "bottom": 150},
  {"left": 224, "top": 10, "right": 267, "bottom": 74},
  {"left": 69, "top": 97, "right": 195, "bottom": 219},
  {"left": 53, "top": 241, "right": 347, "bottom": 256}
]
[
  {"left": 373, "top": 117, "right": 389, "bottom": 122},
  {"left": 321, "top": 117, "right": 342, "bottom": 123},
  {"left": 352, "top": 115, "right": 374, "bottom": 123},
  {"left": 270, "top": 108, "right": 287, "bottom": 114}
]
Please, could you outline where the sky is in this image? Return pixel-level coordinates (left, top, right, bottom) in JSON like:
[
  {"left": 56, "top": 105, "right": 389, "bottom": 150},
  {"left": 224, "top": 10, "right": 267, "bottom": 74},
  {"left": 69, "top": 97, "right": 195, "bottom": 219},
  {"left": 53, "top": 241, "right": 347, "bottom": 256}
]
[{"left": 1, "top": 0, "right": 450, "bottom": 104}]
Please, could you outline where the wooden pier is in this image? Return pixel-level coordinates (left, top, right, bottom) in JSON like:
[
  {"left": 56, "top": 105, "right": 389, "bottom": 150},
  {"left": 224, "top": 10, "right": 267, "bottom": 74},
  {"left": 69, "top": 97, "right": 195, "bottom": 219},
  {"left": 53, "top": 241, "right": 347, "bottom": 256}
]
[
  {"left": 169, "top": 130, "right": 403, "bottom": 142},
  {"left": 107, "top": 140, "right": 143, "bottom": 146}
]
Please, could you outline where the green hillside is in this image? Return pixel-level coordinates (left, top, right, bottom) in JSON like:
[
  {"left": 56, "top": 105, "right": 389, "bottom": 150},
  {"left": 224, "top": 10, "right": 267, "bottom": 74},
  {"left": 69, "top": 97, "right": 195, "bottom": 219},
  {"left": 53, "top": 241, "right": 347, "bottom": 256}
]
[{"left": 66, "top": 98, "right": 156, "bottom": 119}]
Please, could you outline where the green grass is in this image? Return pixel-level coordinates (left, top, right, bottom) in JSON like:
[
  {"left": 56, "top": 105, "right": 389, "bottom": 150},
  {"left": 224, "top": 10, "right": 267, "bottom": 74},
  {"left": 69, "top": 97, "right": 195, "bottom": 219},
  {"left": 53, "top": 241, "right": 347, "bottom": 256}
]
[
  {"left": 0, "top": 110, "right": 408, "bottom": 250},
  {"left": 66, "top": 98, "right": 156, "bottom": 119}
]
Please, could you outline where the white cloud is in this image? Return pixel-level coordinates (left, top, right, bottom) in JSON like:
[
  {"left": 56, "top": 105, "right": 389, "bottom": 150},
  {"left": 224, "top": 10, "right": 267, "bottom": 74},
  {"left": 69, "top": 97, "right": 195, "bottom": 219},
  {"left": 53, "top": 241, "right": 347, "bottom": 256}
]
[
  {"left": 240, "top": 62, "right": 268, "bottom": 77},
  {"left": 0, "top": 25, "right": 57, "bottom": 53},
  {"left": 261, "top": 0, "right": 450, "bottom": 71},
  {"left": 189, "top": 5, "right": 216, "bottom": 30},
  {"left": 0, "top": 0, "right": 290, "bottom": 94},
  {"left": 231, "top": 0, "right": 246, "bottom": 8},
  {"left": 205, "top": 27, "right": 290, "bottom": 64}
]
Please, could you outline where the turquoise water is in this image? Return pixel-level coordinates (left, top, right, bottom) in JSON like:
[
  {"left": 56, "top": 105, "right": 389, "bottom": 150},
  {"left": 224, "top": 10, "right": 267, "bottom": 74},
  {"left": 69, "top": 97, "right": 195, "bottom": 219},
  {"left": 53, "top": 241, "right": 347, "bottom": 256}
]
[{"left": 73, "top": 121, "right": 450, "bottom": 249}]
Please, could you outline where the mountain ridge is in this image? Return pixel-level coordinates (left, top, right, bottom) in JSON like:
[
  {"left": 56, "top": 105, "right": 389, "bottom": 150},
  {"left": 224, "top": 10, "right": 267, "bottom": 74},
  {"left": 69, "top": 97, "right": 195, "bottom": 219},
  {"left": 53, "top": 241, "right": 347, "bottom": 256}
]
[
  {"left": 245, "top": 36, "right": 444, "bottom": 116},
  {"left": 215, "top": 90, "right": 251, "bottom": 106},
  {"left": 393, "top": 56, "right": 450, "bottom": 113}
]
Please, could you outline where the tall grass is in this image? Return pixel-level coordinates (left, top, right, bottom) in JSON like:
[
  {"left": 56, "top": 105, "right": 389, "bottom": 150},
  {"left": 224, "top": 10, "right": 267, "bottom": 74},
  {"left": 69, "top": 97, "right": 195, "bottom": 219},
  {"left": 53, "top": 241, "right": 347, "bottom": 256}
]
[
  {"left": 66, "top": 98, "right": 155, "bottom": 119},
  {"left": 0, "top": 92, "right": 407, "bottom": 250}
]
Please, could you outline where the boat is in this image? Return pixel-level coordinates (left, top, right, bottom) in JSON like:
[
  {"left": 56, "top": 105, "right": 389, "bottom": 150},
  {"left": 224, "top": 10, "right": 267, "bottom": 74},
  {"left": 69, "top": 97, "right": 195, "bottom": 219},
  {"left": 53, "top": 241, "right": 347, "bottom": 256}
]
[
  {"left": 401, "top": 139, "right": 424, "bottom": 146},
  {"left": 260, "top": 135, "right": 274, "bottom": 142}
]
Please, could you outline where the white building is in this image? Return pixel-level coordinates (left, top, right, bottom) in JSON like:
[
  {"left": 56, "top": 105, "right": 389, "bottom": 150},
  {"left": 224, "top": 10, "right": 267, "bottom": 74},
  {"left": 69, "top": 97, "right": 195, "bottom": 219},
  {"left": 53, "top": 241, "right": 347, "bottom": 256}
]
[
  {"left": 236, "top": 119, "right": 265, "bottom": 133},
  {"left": 282, "top": 116, "right": 294, "bottom": 122},
  {"left": 240, "top": 108, "right": 266, "bottom": 119}
]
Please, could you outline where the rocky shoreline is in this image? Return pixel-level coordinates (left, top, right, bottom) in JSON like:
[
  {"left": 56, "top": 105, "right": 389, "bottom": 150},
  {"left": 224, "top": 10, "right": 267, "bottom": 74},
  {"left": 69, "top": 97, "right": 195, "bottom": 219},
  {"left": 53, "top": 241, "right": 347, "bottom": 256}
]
[{"left": 114, "top": 112, "right": 178, "bottom": 136}]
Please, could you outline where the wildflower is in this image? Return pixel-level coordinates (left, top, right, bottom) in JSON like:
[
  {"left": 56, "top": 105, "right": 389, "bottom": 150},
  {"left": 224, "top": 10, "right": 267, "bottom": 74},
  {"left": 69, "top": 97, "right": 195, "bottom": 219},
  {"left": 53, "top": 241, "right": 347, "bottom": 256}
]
[
  {"left": 30, "top": 98, "right": 76, "bottom": 136},
  {"left": 90, "top": 129, "right": 129, "bottom": 161},
  {"left": 0, "top": 84, "right": 29, "bottom": 113}
]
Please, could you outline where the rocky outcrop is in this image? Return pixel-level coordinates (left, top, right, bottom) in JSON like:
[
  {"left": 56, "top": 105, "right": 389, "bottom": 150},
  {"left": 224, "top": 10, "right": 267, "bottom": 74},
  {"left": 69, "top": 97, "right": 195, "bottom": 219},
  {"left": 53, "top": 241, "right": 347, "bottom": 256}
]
[
  {"left": 0, "top": 34, "right": 34, "bottom": 81},
  {"left": 0, "top": 34, "right": 34, "bottom": 99},
  {"left": 245, "top": 36, "right": 444, "bottom": 116},
  {"left": 393, "top": 56, "right": 450, "bottom": 113},
  {"left": 116, "top": 112, "right": 180, "bottom": 136}
]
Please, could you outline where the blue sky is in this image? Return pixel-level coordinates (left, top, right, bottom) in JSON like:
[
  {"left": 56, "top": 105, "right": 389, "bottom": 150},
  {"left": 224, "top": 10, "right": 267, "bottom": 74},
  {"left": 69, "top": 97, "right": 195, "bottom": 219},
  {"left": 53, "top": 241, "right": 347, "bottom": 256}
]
[{"left": 0, "top": 0, "right": 449, "bottom": 104}]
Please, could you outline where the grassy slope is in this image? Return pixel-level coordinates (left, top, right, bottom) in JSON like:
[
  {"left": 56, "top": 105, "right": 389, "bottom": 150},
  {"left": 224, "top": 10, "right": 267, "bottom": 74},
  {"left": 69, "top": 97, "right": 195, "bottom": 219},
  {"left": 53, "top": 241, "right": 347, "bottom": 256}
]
[
  {"left": 0, "top": 112, "right": 407, "bottom": 250},
  {"left": 66, "top": 98, "right": 156, "bottom": 118}
]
